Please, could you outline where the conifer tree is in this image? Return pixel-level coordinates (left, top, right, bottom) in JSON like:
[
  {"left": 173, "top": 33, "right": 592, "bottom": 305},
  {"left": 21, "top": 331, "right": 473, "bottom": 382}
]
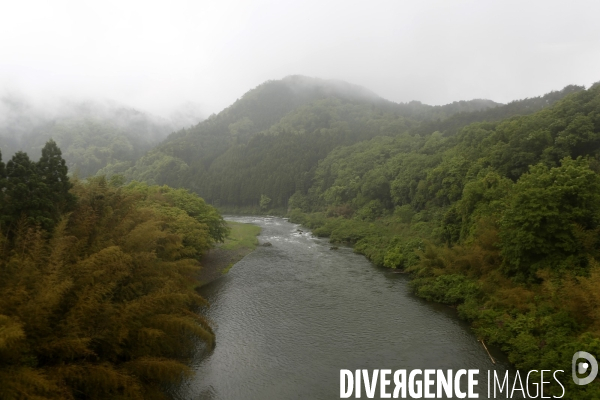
[
  {"left": 4, "top": 151, "right": 52, "bottom": 232},
  {"left": 37, "top": 139, "right": 76, "bottom": 219}
]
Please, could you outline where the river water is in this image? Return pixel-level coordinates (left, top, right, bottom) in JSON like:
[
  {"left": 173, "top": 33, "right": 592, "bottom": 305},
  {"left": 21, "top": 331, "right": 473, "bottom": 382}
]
[{"left": 174, "top": 216, "right": 515, "bottom": 399}]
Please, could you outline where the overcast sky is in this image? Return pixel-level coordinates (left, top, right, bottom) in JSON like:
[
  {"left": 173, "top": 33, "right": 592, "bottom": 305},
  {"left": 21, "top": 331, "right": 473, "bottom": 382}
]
[{"left": 1, "top": 0, "right": 599, "bottom": 117}]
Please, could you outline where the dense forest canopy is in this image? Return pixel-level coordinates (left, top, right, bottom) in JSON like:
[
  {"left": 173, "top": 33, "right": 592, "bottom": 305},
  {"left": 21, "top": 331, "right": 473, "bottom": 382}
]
[
  {"left": 0, "top": 142, "right": 226, "bottom": 399},
  {"left": 120, "top": 76, "right": 581, "bottom": 210}
]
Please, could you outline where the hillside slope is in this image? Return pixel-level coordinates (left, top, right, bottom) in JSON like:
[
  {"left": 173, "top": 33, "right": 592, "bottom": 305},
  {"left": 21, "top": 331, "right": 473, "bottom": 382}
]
[
  {"left": 287, "top": 82, "right": 600, "bottom": 398},
  {"left": 125, "top": 76, "right": 580, "bottom": 210}
]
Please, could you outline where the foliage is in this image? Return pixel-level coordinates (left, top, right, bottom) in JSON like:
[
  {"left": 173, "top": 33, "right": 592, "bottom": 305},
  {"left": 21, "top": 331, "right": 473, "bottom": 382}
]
[
  {"left": 413, "top": 274, "right": 480, "bottom": 304},
  {"left": 122, "top": 182, "right": 229, "bottom": 245},
  {"left": 0, "top": 147, "right": 225, "bottom": 399},
  {"left": 383, "top": 237, "right": 424, "bottom": 269},
  {"left": 283, "top": 83, "right": 600, "bottom": 397},
  {"left": 1, "top": 141, "right": 75, "bottom": 233},
  {"left": 499, "top": 157, "right": 600, "bottom": 279},
  {"left": 259, "top": 194, "right": 272, "bottom": 211},
  {"left": 123, "top": 76, "right": 511, "bottom": 209}
]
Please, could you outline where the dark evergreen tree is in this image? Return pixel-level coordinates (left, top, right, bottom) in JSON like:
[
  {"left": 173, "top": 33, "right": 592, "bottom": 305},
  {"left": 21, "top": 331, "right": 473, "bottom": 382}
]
[
  {"left": 37, "top": 139, "right": 76, "bottom": 218},
  {"left": 1, "top": 140, "right": 76, "bottom": 233},
  {"left": 4, "top": 151, "right": 52, "bottom": 231}
]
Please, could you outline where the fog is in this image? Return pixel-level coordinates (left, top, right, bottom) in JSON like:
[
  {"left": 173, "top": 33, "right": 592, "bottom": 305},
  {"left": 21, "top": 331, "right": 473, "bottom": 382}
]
[
  {"left": 1, "top": 0, "right": 599, "bottom": 118},
  {"left": 0, "top": 90, "right": 199, "bottom": 141}
]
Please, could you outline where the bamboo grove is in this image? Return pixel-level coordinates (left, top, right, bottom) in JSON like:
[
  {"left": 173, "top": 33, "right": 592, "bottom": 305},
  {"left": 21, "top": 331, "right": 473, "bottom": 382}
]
[{"left": 0, "top": 142, "right": 227, "bottom": 399}]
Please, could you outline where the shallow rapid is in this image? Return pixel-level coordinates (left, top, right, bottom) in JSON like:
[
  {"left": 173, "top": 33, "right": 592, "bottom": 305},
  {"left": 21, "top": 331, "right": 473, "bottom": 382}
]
[{"left": 174, "top": 216, "right": 514, "bottom": 399}]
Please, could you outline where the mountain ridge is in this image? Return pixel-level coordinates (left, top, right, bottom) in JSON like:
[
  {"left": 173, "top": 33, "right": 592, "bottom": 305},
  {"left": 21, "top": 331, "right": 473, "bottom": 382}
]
[{"left": 122, "top": 76, "right": 580, "bottom": 209}]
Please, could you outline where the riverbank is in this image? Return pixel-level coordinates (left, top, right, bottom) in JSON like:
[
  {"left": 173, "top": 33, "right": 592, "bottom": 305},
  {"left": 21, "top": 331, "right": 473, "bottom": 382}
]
[
  {"left": 178, "top": 216, "right": 516, "bottom": 400},
  {"left": 198, "top": 221, "right": 262, "bottom": 286},
  {"left": 216, "top": 205, "right": 287, "bottom": 216},
  {"left": 287, "top": 210, "right": 597, "bottom": 398}
]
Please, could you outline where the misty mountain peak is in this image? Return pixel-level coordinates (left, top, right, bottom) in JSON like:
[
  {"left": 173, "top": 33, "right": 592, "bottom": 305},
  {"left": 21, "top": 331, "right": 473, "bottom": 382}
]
[{"left": 281, "top": 75, "right": 382, "bottom": 102}]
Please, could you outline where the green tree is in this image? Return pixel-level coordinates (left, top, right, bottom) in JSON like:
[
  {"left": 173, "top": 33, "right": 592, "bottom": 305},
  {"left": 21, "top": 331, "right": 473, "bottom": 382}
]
[
  {"left": 4, "top": 151, "right": 51, "bottom": 231},
  {"left": 2, "top": 142, "right": 75, "bottom": 233},
  {"left": 500, "top": 157, "right": 600, "bottom": 279},
  {"left": 0, "top": 177, "right": 217, "bottom": 399},
  {"left": 162, "top": 187, "right": 229, "bottom": 243},
  {"left": 260, "top": 194, "right": 272, "bottom": 211},
  {"left": 37, "top": 139, "right": 76, "bottom": 221}
]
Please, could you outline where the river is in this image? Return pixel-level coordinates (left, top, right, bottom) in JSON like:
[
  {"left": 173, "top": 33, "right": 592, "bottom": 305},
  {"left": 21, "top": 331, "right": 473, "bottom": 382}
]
[{"left": 174, "top": 216, "right": 516, "bottom": 399}]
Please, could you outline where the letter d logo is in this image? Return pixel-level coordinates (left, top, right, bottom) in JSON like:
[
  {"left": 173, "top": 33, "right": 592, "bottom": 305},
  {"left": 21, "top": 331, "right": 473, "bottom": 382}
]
[{"left": 572, "top": 351, "right": 598, "bottom": 385}]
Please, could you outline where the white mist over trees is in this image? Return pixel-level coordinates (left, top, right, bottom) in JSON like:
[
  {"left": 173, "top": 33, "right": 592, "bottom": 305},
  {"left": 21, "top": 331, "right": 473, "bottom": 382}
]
[{"left": 0, "top": 92, "right": 204, "bottom": 177}]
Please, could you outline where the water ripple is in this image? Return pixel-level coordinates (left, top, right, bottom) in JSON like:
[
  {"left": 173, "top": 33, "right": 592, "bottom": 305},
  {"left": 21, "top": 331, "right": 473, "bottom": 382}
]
[{"left": 174, "top": 217, "right": 515, "bottom": 400}]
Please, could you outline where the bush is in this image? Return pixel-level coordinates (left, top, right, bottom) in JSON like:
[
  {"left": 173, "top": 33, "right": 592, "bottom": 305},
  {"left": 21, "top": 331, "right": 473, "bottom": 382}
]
[{"left": 412, "top": 274, "right": 480, "bottom": 304}]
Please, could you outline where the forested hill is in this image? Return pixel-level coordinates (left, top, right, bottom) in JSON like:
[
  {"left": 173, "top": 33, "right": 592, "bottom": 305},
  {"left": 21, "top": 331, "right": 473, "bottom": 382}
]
[
  {"left": 0, "top": 95, "right": 200, "bottom": 177},
  {"left": 124, "top": 75, "right": 578, "bottom": 209},
  {"left": 126, "top": 75, "right": 499, "bottom": 189},
  {"left": 410, "top": 84, "right": 584, "bottom": 137}
]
